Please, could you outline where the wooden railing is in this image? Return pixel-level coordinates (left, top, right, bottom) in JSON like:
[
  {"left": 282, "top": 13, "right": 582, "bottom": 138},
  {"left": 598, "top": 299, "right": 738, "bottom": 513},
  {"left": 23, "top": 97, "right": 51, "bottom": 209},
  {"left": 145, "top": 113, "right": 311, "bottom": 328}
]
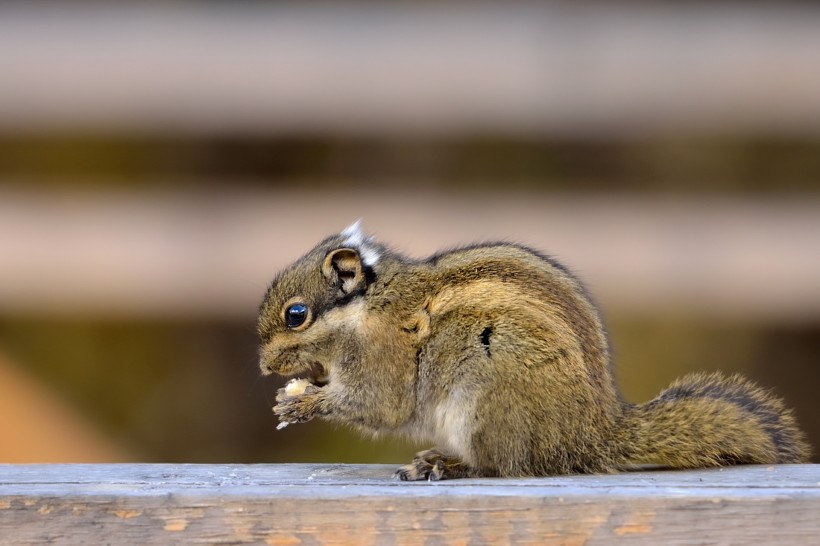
[
  {"left": 1, "top": 191, "right": 819, "bottom": 320},
  {"left": 0, "top": 464, "right": 817, "bottom": 544},
  {"left": 1, "top": 4, "right": 820, "bottom": 136}
]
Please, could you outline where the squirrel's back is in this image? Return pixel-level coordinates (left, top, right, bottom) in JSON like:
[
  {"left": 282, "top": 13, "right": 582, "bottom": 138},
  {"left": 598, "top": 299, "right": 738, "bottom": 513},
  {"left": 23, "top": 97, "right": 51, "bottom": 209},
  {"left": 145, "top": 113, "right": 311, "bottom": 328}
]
[{"left": 418, "top": 244, "right": 811, "bottom": 471}]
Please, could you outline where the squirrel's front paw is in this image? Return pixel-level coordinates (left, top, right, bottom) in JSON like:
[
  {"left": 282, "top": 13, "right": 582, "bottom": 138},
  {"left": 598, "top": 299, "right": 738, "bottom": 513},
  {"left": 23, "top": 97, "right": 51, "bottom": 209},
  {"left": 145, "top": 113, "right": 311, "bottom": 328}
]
[{"left": 273, "top": 384, "right": 325, "bottom": 429}]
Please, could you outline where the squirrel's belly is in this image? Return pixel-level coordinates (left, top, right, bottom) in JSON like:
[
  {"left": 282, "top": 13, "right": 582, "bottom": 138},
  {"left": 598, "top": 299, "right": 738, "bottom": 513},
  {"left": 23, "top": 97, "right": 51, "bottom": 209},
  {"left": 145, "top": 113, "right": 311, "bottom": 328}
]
[{"left": 433, "top": 388, "right": 476, "bottom": 463}]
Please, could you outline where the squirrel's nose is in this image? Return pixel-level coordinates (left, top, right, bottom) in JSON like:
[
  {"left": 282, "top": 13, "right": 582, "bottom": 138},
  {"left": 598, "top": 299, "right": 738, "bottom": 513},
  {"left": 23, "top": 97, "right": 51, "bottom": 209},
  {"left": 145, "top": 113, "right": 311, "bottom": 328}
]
[
  {"left": 259, "top": 352, "right": 282, "bottom": 376},
  {"left": 258, "top": 348, "right": 278, "bottom": 375}
]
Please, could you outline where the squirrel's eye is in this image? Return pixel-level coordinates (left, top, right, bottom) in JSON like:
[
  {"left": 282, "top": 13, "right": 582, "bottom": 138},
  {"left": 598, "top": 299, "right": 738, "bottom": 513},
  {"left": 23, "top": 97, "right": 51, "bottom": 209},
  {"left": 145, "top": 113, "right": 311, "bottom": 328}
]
[{"left": 285, "top": 303, "right": 308, "bottom": 328}]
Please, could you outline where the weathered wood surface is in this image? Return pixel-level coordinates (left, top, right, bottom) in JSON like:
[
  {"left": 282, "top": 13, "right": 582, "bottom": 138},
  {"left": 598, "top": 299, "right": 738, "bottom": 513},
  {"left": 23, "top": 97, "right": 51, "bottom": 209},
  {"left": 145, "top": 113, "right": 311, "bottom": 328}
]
[{"left": 0, "top": 464, "right": 817, "bottom": 544}]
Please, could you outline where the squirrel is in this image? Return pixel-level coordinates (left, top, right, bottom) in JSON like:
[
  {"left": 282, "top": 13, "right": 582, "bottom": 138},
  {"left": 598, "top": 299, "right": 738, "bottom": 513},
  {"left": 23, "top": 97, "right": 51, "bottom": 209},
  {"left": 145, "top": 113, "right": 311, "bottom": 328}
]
[{"left": 257, "top": 221, "right": 810, "bottom": 480}]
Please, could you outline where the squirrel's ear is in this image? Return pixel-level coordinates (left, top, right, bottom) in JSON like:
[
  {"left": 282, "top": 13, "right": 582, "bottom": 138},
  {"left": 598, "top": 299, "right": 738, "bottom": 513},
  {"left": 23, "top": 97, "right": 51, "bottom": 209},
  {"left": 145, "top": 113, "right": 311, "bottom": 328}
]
[{"left": 322, "top": 248, "right": 364, "bottom": 295}]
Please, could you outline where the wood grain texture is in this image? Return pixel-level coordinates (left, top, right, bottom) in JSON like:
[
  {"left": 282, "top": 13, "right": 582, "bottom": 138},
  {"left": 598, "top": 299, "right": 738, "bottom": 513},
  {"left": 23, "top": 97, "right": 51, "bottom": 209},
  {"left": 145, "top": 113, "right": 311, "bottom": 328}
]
[{"left": 0, "top": 464, "right": 818, "bottom": 544}]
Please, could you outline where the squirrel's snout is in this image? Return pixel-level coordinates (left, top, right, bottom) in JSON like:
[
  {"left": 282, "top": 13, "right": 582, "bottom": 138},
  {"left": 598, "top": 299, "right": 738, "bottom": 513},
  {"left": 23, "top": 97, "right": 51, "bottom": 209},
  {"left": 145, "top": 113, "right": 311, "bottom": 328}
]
[{"left": 258, "top": 344, "right": 283, "bottom": 376}]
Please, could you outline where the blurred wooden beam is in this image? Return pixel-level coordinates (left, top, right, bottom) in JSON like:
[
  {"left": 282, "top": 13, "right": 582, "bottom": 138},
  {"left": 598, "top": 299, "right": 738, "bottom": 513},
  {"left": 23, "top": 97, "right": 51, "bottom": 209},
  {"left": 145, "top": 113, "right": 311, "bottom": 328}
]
[
  {"left": 0, "top": 188, "right": 818, "bottom": 321},
  {"left": 1, "top": 5, "right": 820, "bottom": 136}
]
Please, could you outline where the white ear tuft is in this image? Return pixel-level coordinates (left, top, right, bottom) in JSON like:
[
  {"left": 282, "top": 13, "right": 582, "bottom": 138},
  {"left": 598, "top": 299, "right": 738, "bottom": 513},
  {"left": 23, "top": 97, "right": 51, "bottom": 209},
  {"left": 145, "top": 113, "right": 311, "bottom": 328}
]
[
  {"left": 359, "top": 246, "right": 381, "bottom": 267},
  {"left": 340, "top": 219, "right": 364, "bottom": 247},
  {"left": 340, "top": 219, "right": 380, "bottom": 266},
  {"left": 340, "top": 219, "right": 363, "bottom": 244}
]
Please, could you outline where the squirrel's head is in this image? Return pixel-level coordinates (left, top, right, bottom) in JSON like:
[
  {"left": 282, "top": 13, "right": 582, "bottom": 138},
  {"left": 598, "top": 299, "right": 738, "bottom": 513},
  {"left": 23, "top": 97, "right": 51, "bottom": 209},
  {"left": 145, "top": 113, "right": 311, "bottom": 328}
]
[{"left": 257, "top": 221, "right": 383, "bottom": 381}]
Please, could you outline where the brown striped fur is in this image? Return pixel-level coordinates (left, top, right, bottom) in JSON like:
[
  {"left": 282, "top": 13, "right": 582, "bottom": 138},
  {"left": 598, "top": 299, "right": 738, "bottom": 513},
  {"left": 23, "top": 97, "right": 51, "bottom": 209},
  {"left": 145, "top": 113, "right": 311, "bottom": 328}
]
[{"left": 258, "top": 224, "right": 810, "bottom": 479}]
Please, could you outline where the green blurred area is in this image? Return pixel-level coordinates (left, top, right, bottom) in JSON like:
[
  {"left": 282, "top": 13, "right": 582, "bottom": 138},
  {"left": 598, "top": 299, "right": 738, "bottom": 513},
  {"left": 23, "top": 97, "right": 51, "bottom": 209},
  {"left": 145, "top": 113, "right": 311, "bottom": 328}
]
[{"left": 1, "top": 312, "right": 817, "bottom": 463}]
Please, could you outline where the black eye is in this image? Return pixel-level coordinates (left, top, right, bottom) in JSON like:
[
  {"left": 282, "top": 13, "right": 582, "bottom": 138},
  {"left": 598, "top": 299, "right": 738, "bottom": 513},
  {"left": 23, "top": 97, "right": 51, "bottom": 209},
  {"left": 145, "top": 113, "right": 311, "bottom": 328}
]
[{"left": 285, "top": 303, "right": 308, "bottom": 328}]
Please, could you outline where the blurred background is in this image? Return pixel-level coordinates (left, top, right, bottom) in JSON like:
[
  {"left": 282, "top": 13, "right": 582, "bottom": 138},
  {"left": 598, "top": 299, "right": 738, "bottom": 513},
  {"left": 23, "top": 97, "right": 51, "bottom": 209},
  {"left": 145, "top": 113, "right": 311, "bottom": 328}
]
[{"left": 0, "top": 2, "right": 818, "bottom": 464}]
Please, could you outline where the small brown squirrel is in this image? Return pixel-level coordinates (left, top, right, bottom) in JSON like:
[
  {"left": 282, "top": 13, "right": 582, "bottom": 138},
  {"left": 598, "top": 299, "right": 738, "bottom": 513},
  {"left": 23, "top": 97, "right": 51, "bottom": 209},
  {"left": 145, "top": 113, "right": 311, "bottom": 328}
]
[{"left": 258, "top": 222, "right": 810, "bottom": 480}]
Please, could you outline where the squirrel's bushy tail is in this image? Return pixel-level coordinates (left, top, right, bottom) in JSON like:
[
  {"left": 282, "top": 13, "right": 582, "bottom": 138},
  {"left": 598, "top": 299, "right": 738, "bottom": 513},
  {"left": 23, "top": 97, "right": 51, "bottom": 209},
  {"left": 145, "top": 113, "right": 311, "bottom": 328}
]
[{"left": 625, "top": 372, "right": 810, "bottom": 468}]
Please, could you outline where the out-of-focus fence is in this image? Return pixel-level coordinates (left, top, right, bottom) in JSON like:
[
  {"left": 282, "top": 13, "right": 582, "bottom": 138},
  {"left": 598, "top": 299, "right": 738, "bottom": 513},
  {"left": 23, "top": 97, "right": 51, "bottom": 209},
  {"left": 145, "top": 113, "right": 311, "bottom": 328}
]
[
  {"left": 1, "top": 4, "right": 820, "bottom": 137},
  {"left": 1, "top": 190, "right": 819, "bottom": 321}
]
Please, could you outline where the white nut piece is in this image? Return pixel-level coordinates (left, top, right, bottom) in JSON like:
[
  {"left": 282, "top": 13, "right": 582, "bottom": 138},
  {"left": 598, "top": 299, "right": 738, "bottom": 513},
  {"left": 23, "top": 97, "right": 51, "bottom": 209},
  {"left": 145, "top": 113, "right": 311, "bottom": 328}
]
[{"left": 284, "top": 378, "right": 312, "bottom": 397}]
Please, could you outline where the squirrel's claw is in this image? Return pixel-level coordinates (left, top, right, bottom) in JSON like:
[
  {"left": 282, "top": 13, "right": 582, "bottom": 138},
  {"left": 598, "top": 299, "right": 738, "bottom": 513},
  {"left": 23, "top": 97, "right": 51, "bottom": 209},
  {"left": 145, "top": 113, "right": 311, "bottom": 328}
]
[
  {"left": 273, "top": 385, "right": 325, "bottom": 427},
  {"left": 394, "top": 449, "right": 475, "bottom": 481}
]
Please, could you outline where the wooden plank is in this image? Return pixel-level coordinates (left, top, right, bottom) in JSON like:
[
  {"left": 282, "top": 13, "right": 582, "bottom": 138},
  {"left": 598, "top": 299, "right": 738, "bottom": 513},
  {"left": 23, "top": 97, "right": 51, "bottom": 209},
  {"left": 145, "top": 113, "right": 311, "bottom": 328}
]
[
  {"left": 0, "top": 464, "right": 818, "bottom": 544},
  {"left": 1, "top": 190, "right": 819, "bottom": 320},
  {"left": 2, "top": 5, "right": 820, "bottom": 136}
]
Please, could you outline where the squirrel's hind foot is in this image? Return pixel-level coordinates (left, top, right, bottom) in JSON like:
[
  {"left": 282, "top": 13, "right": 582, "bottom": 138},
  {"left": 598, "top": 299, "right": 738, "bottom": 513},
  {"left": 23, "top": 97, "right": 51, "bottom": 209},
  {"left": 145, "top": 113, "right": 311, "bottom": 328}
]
[{"left": 394, "top": 448, "right": 480, "bottom": 481}]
